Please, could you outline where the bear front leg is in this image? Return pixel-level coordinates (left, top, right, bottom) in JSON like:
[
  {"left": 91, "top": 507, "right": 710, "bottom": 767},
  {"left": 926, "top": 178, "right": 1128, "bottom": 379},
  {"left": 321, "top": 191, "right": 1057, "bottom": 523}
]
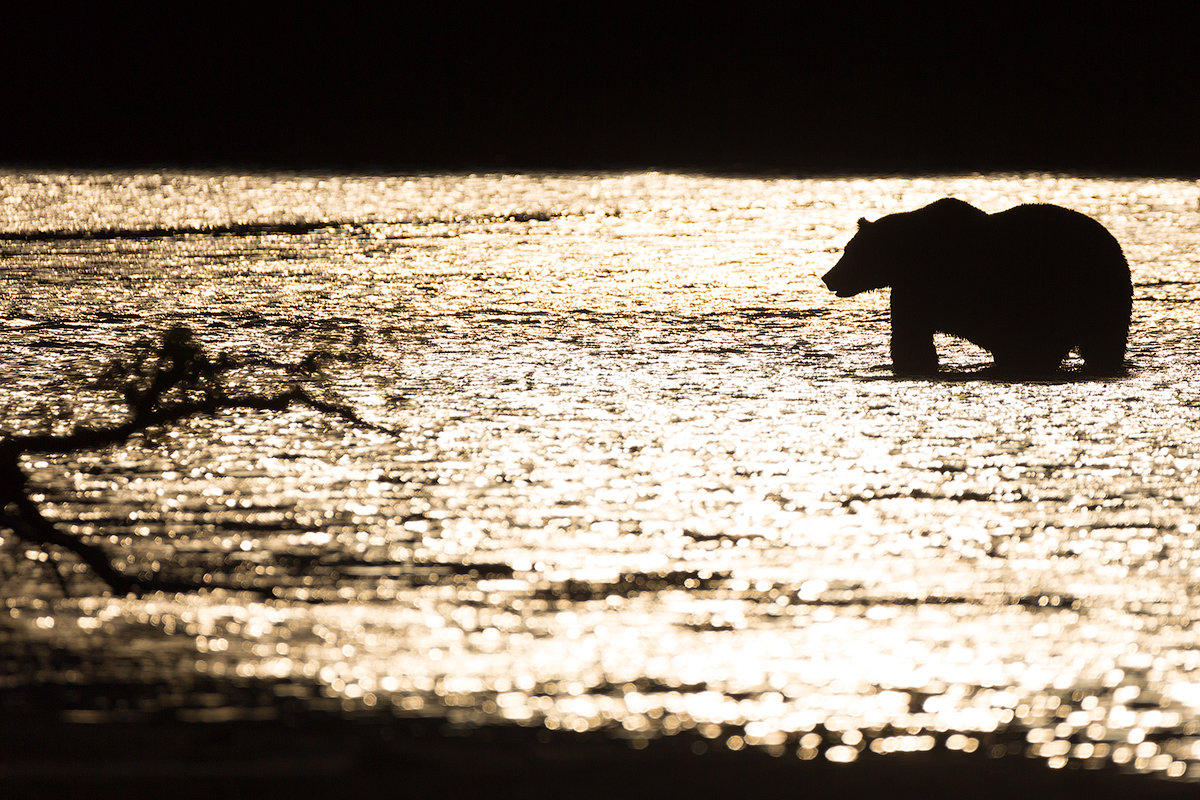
[{"left": 889, "top": 290, "right": 937, "bottom": 375}]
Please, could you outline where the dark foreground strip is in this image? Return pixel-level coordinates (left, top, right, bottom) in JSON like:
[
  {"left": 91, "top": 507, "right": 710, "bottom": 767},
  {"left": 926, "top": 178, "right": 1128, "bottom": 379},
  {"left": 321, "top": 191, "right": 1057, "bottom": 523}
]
[
  {"left": 2, "top": 709, "right": 1196, "bottom": 800},
  {"left": 0, "top": 212, "right": 561, "bottom": 242},
  {"left": 0, "top": 222, "right": 344, "bottom": 241}
]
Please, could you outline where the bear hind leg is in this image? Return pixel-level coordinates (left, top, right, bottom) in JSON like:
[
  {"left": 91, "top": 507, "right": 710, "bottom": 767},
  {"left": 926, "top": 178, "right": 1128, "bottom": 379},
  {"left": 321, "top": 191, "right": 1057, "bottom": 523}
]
[
  {"left": 1078, "top": 329, "right": 1128, "bottom": 375},
  {"left": 1077, "top": 289, "right": 1131, "bottom": 376}
]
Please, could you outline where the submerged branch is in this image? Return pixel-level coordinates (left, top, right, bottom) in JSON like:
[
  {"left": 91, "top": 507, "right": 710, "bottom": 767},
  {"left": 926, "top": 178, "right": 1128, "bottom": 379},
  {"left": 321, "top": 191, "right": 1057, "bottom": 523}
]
[
  {"left": 8, "top": 387, "right": 397, "bottom": 457},
  {"left": 0, "top": 326, "right": 396, "bottom": 598},
  {"left": 1, "top": 440, "right": 139, "bottom": 595}
]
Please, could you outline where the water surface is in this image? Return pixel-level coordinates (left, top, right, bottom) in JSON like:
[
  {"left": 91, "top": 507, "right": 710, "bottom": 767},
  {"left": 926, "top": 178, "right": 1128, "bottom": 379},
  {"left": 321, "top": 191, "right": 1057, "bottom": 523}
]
[{"left": 3, "top": 171, "right": 1200, "bottom": 781}]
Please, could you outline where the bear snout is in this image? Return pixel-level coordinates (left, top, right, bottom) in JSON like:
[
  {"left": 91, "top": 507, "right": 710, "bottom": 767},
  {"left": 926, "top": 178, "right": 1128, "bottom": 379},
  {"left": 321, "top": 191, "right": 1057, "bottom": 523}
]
[{"left": 821, "top": 267, "right": 852, "bottom": 297}]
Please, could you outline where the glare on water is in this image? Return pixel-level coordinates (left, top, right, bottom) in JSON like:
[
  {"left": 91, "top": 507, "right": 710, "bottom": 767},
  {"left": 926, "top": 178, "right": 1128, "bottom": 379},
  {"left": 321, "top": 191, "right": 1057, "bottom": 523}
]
[{"left": 3, "top": 171, "right": 1200, "bottom": 779}]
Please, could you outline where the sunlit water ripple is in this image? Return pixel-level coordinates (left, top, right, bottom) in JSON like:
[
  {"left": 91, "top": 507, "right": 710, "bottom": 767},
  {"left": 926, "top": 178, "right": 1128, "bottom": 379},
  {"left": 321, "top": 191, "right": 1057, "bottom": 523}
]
[{"left": 3, "top": 171, "right": 1200, "bottom": 780}]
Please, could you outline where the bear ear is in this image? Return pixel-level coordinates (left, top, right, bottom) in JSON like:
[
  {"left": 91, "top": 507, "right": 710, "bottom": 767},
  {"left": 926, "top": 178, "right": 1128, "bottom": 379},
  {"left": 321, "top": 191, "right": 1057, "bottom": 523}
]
[{"left": 857, "top": 217, "right": 871, "bottom": 229}]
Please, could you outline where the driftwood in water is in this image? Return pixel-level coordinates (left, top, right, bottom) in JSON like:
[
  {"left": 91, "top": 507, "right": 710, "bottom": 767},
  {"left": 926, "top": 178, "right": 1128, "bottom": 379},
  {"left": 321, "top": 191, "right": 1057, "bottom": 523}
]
[{"left": 0, "top": 325, "right": 393, "bottom": 597}]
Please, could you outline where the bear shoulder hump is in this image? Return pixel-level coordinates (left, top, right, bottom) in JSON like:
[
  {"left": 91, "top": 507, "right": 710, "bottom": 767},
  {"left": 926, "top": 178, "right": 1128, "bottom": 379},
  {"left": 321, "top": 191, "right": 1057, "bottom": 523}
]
[{"left": 917, "top": 197, "right": 988, "bottom": 221}]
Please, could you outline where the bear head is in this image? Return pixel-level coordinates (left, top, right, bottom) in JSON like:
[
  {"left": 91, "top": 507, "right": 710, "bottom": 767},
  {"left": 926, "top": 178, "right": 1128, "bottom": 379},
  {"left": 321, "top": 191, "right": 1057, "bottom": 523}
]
[
  {"left": 821, "top": 199, "right": 985, "bottom": 297},
  {"left": 821, "top": 217, "right": 893, "bottom": 298}
]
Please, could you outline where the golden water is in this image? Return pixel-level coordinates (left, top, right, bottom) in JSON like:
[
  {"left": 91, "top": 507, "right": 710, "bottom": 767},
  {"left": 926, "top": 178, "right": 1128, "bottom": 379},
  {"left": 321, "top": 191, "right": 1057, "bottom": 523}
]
[{"left": 3, "top": 171, "right": 1200, "bottom": 778}]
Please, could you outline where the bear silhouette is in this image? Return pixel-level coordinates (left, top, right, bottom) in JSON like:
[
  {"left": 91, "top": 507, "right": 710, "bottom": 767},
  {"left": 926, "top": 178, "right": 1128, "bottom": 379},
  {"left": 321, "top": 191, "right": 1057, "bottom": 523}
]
[{"left": 821, "top": 198, "right": 1132, "bottom": 376}]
